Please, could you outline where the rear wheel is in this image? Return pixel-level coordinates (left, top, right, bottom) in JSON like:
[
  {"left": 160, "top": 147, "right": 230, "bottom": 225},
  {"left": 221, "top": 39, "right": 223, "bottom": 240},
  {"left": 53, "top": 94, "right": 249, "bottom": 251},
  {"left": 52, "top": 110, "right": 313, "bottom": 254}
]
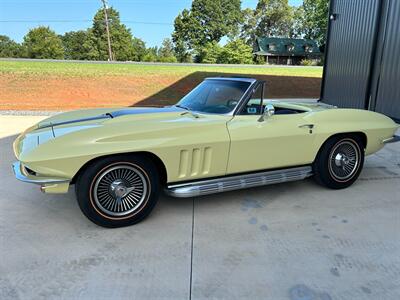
[
  {"left": 313, "top": 135, "right": 365, "bottom": 189},
  {"left": 76, "top": 155, "right": 159, "bottom": 228}
]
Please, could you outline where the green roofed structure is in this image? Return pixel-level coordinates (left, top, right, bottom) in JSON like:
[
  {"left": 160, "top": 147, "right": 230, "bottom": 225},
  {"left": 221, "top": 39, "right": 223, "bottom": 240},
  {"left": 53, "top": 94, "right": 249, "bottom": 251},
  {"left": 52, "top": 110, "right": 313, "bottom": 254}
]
[{"left": 254, "top": 37, "right": 322, "bottom": 65}]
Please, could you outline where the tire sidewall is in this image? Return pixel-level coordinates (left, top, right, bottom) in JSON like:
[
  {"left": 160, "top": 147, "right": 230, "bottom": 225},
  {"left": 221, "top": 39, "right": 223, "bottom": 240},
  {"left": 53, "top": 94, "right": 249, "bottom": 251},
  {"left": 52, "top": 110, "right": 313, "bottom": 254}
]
[
  {"left": 76, "top": 155, "right": 159, "bottom": 228},
  {"left": 314, "top": 135, "right": 365, "bottom": 189}
]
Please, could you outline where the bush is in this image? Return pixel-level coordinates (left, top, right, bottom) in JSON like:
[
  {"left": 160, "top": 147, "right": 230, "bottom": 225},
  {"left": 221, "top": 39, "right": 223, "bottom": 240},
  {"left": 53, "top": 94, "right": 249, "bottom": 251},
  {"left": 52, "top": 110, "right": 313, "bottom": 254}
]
[
  {"left": 142, "top": 52, "right": 157, "bottom": 62},
  {"left": 196, "top": 39, "right": 253, "bottom": 64},
  {"left": 218, "top": 39, "right": 253, "bottom": 64},
  {"left": 158, "top": 56, "right": 178, "bottom": 63},
  {"left": 300, "top": 59, "right": 317, "bottom": 66},
  {"left": 195, "top": 42, "right": 221, "bottom": 63},
  {"left": 254, "top": 55, "right": 265, "bottom": 65}
]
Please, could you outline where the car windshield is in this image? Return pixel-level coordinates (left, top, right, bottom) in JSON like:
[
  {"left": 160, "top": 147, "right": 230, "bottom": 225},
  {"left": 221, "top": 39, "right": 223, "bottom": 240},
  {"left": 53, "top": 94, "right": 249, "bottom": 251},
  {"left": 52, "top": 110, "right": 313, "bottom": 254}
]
[{"left": 176, "top": 79, "right": 251, "bottom": 114}]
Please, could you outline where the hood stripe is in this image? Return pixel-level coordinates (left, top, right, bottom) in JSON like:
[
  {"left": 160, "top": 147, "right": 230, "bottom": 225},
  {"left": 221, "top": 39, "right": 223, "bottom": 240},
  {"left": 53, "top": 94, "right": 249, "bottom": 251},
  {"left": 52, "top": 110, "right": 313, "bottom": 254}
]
[
  {"left": 38, "top": 114, "right": 112, "bottom": 130},
  {"left": 110, "top": 106, "right": 182, "bottom": 118}
]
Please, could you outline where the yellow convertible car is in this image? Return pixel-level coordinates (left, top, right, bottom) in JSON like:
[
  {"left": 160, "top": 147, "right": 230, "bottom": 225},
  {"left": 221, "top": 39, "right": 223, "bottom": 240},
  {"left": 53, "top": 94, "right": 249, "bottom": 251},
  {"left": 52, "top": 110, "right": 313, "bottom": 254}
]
[{"left": 13, "top": 77, "right": 399, "bottom": 227}]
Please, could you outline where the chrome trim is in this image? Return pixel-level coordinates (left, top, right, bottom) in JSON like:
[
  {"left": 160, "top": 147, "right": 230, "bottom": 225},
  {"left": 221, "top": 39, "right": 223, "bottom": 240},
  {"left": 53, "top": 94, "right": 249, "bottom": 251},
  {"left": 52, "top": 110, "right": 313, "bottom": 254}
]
[
  {"left": 176, "top": 78, "right": 258, "bottom": 117},
  {"left": 382, "top": 135, "right": 400, "bottom": 144},
  {"left": 165, "top": 166, "right": 313, "bottom": 198},
  {"left": 183, "top": 77, "right": 259, "bottom": 116},
  {"left": 205, "top": 77, "right": 257, "bottom": 83},
  {"left": 12, "top": 162, "right": 70, "bottom": 185},
  {"left": 233, "top": 80, "right": 262, "bottom": 116}
]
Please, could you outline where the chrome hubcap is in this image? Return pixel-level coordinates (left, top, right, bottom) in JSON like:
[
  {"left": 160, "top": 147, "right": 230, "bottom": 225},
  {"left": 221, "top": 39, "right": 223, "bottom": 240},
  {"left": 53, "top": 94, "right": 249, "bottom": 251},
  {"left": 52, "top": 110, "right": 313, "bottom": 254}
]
[
  {"left": 93, "top": 165, "right": 148, "bottom": 217},
  {"left": 329, "top": 141, "right": 359, "bottom": 180},
  {"left": 110, "top": 179, "right": 136, "bottom": 201},
  {"left": 334, "top": 153, "right": 351, "bottom": 168}
]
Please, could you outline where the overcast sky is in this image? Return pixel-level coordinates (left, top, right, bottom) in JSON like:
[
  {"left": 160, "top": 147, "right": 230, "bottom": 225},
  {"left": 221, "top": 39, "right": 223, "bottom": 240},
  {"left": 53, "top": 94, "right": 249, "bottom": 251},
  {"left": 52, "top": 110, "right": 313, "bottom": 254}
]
[{"left": 0, "top": 0, "right": 303, "bottom": 47}]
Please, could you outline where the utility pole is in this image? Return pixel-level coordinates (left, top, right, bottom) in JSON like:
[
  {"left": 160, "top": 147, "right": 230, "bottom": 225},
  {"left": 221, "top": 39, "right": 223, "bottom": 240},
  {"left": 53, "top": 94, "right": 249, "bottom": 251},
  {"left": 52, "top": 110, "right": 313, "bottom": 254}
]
[{"left": 101, "top": 0, "right": 113, "bottom": 61}]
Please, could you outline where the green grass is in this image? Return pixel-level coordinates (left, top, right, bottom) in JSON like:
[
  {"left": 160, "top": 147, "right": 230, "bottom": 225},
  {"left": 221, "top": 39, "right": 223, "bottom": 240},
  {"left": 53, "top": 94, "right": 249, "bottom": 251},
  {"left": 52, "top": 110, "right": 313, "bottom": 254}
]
[{"left": 0, "top": 60, "right": 323, "bottom": 78}]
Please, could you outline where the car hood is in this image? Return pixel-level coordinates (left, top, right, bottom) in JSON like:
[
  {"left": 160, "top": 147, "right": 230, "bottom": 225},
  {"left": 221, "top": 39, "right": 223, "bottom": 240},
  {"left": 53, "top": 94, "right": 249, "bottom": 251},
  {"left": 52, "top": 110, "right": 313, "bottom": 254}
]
[
  {"left": 14, "top": 106, "right": 186, "bottom": 158},
  {"left": 36, "top": 106, "right": 184, "bottom": 130}
]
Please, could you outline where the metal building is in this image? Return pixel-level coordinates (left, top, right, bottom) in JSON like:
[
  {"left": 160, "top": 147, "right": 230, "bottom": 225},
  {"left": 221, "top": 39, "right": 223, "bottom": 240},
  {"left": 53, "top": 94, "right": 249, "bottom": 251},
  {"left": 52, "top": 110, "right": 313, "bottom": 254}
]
[{"left": 321, "top": 0, "right": 400, "bottom": 122}]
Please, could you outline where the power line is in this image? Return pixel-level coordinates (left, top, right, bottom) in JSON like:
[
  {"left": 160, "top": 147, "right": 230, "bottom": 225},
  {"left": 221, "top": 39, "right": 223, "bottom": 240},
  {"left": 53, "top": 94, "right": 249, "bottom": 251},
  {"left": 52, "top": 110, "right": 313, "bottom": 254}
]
[{"left": 0, "top": 20, "right": 173, "bottom": 25}]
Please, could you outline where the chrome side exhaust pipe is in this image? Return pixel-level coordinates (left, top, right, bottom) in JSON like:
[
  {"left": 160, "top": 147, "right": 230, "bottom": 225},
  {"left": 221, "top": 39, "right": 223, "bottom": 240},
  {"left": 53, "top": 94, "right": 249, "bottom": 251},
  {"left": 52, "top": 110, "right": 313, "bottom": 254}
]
[{"left": 165, "top": 166, "right": 313, "bottom": 198}]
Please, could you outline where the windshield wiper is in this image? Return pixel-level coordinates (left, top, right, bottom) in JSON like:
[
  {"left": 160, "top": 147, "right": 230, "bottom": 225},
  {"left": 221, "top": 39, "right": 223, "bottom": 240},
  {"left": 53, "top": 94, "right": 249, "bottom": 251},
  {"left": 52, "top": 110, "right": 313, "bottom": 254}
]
[{"left": 175, "top": 104, "right": 199, "bottom": 118}]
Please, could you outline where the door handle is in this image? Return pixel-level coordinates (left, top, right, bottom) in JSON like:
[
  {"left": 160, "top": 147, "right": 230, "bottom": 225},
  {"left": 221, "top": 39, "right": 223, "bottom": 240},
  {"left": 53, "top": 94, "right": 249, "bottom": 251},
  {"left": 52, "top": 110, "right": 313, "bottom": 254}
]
[
  {"left": 298, "top": 124, "right": 314, "bottom": 129},
  {"left": 299, "top": 124, "right": 314, "bottom": 134}
]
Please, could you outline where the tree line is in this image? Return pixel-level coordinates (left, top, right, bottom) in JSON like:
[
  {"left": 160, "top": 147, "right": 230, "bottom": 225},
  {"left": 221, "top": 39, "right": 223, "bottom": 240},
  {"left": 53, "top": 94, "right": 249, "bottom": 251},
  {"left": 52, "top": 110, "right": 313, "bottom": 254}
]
[{"left": 0, "top": 0, "right": 328, "bottom": 64}]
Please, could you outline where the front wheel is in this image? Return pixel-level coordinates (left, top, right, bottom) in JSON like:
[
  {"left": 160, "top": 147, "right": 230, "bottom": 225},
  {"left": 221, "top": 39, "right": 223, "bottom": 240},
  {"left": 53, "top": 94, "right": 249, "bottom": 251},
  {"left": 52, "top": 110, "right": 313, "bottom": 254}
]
[
  {"left": 313, "top": 135, "right": 365, "bottom": 189},
  {"left": 76, "top": 155, "right": 159, "bottom": 228}
]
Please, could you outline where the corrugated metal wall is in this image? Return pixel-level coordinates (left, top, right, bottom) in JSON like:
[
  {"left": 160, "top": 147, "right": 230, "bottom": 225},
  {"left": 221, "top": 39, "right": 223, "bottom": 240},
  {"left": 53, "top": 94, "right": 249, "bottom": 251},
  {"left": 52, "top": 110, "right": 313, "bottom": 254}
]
[
  {"left": 321, "top": 0, "right": 381, "bottom": 109},
  {"left": 322, "top": 0, "right": 400, "bottom": 121},
  {"left": 371, "top": 0, "right": 400, "bottom": 120}
]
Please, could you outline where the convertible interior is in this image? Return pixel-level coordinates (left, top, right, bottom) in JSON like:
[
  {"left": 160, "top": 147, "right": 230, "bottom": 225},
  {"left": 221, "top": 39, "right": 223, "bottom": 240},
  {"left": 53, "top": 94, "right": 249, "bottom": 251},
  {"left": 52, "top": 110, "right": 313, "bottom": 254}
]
[{"left": 241, "top": 100, "right": 308, "bottom": 116}]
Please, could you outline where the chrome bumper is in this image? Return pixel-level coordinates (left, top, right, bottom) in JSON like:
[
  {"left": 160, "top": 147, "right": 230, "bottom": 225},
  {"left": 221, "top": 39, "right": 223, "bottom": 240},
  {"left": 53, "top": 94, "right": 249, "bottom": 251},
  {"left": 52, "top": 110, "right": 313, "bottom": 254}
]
[
  {"left": 382, "top": 135, "right": 400, "bottom": 144},
  {"left": 12, "top": 161, "right": 69, "bottom": 185}
]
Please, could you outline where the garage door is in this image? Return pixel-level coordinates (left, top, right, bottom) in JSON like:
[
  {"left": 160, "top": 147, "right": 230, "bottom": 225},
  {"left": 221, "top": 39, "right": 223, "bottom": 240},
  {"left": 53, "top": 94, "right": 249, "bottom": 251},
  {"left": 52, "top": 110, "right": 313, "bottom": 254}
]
[
  {"left": 372, "top": 0, "right": 400, "bottom": 120},
  {"left": 321, "top": 0, "right": 381, "bottom": 109}
]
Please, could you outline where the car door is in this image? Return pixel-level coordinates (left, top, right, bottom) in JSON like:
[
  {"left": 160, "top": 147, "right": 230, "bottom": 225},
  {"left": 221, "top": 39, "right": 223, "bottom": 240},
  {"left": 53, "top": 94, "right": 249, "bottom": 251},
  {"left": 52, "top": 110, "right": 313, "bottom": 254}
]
[{"left": 226, "top": 83, "right": 316, "bottom": 175}]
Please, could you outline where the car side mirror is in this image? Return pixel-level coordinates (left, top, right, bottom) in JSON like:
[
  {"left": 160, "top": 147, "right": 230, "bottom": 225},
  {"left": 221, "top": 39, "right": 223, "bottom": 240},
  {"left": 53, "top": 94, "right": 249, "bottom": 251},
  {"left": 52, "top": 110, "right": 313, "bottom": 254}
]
[{"left": 258, "top": 104, "right": 275, "bottom": 122}]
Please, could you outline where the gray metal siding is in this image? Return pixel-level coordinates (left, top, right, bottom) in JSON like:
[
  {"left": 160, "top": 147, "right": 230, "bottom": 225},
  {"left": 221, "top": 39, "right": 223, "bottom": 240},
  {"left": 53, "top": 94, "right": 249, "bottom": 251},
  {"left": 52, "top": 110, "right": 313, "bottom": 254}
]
[
  {"left": 373, "top": 0, "right": 400, "bottom": 120},
  {"left": 322, "top": 0, "right": 380, "bottom": 108}
]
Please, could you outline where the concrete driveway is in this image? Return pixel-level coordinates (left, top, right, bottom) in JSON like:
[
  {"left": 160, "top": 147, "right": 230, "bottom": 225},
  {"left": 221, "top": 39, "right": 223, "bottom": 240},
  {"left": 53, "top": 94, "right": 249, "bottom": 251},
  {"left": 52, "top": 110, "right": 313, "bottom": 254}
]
[{"left": 0, "top": 116, "right": 399, "bottom": 300}]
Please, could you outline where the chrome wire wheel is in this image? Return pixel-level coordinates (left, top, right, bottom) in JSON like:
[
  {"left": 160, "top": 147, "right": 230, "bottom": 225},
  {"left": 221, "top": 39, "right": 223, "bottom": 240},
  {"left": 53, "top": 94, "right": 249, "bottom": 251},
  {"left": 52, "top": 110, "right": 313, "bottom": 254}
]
[
  {"left": 328, "top": 140, "right": 360, "bottom": 181},
  {"left": 93, "top": 164, "right": 148, "bottom": 217}
]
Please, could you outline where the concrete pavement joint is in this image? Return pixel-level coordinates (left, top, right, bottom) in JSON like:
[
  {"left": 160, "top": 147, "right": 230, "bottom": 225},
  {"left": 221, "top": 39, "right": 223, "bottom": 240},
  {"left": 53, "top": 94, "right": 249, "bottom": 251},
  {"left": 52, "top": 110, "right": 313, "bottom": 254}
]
[{"left": 189, "top": 197, "right": 195, "bottom": 300}]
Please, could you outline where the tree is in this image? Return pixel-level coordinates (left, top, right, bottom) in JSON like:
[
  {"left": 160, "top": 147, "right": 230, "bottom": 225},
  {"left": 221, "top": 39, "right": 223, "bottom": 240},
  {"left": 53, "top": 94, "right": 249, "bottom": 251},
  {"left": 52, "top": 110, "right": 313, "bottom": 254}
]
[
  {"left": 195, "top": 39, "right": 253, "bottom": 64},
  {"left": 290, "top": 6, "right": 305, "bottom": 38},
  {"left": 172, "top": 0, "right": 242, "bottom": 52},
  {"left": 0, "top": 35, "right": 25, "bottom": 58},
  {"left": 239, "top": 0, "right": 299, "bottom": 50},
  {"left": 302, "top": 0, "right": 329, "bottom": 46},
  {"left": 254, "top": 0, "right": 295, "bottom": 38},
  {"left": 61, "top": 30, "right": 98, "bottom": 60},
  {"left": 172, "top": 9, "right": 192, "bottom": 62},
  {"left": 23, "top": 26, "right": 64, "bottom": 59},
  {"left": 158, "top": 38, "right": 177, "bottom": 62},
  {"left": 173, "top": 38, "right": 192, "bottom": 62},
  {"left": 196, "top": 42, "right": 222, "bottom": 63},
  {"left": 131, "top": 37, "right": 147, "bottom": 61},
  {"left": 142, "top": 46, "right": 158, "bottom": 62},
  {"left": 219, "top": 39, "right": 253, "bottom": 64},
  {"left": 92, "top": 7, "right": 135, "bottom": 61},
  {"left": 239, "top": 8, "right": 258, "bottom": 47}
]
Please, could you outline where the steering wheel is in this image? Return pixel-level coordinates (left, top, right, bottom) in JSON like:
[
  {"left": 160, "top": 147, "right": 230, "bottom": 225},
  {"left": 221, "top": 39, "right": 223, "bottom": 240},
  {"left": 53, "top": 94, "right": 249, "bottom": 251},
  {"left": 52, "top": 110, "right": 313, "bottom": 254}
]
[{"left": 226, "top": 99, "right": 239, "bottom": 108}]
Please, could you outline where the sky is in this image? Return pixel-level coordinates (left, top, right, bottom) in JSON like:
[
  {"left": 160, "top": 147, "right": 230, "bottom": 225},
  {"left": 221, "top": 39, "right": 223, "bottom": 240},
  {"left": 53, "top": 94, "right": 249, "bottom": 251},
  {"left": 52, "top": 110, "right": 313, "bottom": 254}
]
[{"left": 0, "top": 0, "right": 303, "bottom": 47}]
